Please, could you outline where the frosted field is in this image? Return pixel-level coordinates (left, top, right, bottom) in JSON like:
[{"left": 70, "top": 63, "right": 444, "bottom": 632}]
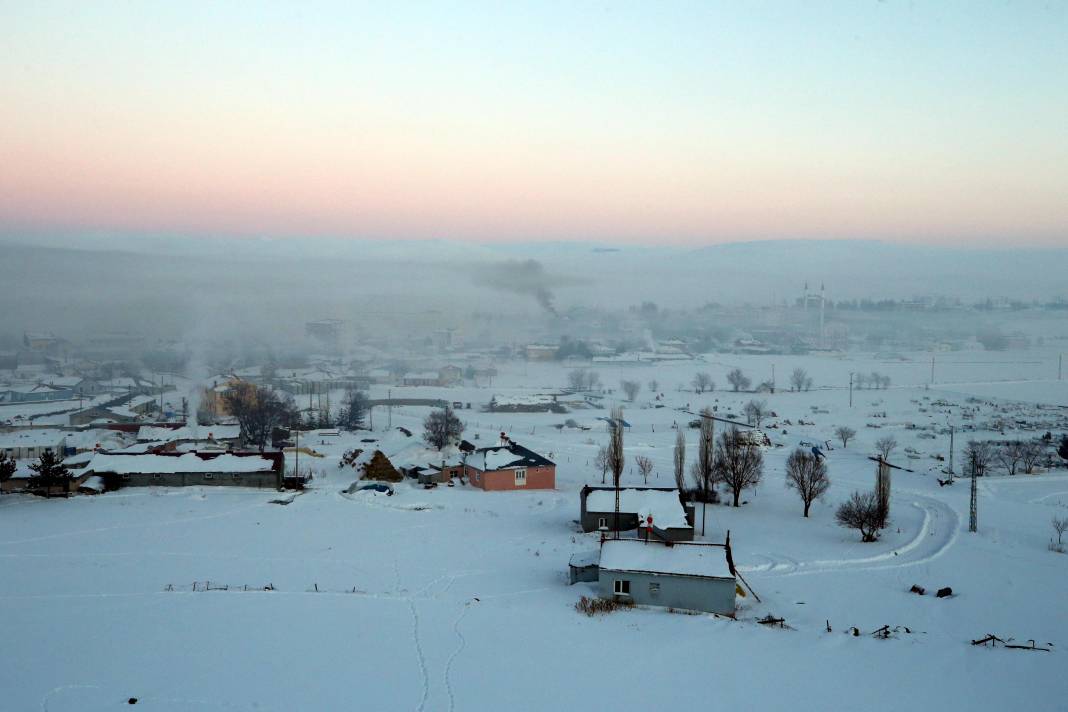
[{"left": 2, "top": 350, "right": 1067, "bottom": 711}]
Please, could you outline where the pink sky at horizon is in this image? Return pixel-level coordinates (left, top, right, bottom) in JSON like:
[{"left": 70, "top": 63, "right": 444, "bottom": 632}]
[{"left": 2, "top": 2, "right": 1066, "bottom": 248}]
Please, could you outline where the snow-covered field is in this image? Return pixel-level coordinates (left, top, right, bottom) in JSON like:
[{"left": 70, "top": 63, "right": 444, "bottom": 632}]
[{"left": 2, "top": 351, "right": 1067, "bottom": 710}]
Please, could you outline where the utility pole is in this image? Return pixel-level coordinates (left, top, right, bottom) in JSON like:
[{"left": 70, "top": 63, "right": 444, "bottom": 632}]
[
  {"left": 387, "top": 388, "right": 392, "bottom": 429},
  {"left": 931, "top": 355, "right": 935, "bottom": 385},
  {"left": 1060, "top": 353, "right": 1063, "bottom": 381},
  {"left": 771, "top": 364, "right": 776, "bottom": 393},
  {"left": 849, "top": 372, "right": 854, "bottom": 408}
]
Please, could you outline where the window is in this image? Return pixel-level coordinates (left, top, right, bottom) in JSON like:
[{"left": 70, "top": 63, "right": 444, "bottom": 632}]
[
  {"left": 514, "top": 468, "right": 527, "bottom": 486},
  {"left": 121, "top": 474, "right": 131, "bottom": 481},
  {"left": 613, "top": 579, "right": 630, "bottom": 595},
  {"left": 649, "top": 582, "right": 660, "bottom": 596},
  {"left": 232, "top": 474, "right": 241, "bottom": 481},
  {"left": 152, "top": 473, "right": 162, "bottom": 480},
  {"left": 597, "top": 517, "right": 607, "bottom": 529},
  {"left": 204, "top": 473, "right": 214, "bottom": 480}
]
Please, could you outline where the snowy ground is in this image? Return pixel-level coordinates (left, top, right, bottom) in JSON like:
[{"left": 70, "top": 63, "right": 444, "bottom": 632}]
[{"left": 2, "top": 350, "right": 1067, "bottom": 710}]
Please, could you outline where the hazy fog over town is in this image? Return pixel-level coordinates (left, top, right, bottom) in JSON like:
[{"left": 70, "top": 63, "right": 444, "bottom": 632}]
[{"left": 2, "top": 2, "right": 1067, "bottom": 711}]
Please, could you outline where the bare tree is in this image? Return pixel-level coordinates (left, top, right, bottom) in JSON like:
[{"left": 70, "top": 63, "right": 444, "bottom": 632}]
[
  {"left": 689, "top": 408, "right": 716, "bottom": 535},
  {"left": 743, "top": 399, "right": 768, "bottom": 427},
  {"left": 222, "top": 382, "right": 298, "bottom": 451},
  {"left": 423, "top": 405, "right": 464, "bottom": 450},
  {"left": 673, "top": 430, "right": 686, "bottom": 492},
  {"left": 635, "top": 455, "right": 654, "bottom": 484},
  {"left": 726, "top": 368, "right": 751, "bottom": 392},
  {"left": 567, "top": 369, "right": 588, "bottom": 391},
  {"left": 1020, "top": 440, "right": 1044, "bottom": 474},
  {"left": 608, "top": 409, "right": 625, "bottom": 477},
  {"left": 620, "top": 380, "right": 641, "bottom": 402},
  {"left": 715, "top": 426, "right": 764, "bottom": 507},
  {"left": 692, "top": 372, "right": 713, "bottom": 394},
  {"left": 874, "top": 436, "right": 898, "bottom": 461},
  {"left": 995, "top": 440, "right": 1026, "bottom": 476},
  {"left": 836, "top": 490, "right": 882, "bottom": 542},
  {"left": 607, "top": 407, "right": 626, "bottom": 535},
  {"left": 965, "top": 440, "right": 994, "bottom": 476},
  {"left": 785, "top": 448, "right": 830, "bottom": 517},
  {"left": 874, "top": 459, "right": 892, "bottom": 528},
  {"left": 584, "top": 370, "right": 601, "bottom": 392},
  {"left": 835, "top": 426, "right": 856, "bottom": 447},
  {"left": 1052, "top": 516, "right": 1068, "bottom": 552},
  {"left": 790, "top": 368, "right": 808, "bottom": 392},
  {"left": 854, "top": 373, "right": 868, "bottom": 390},
  {"left": 880, "top": 374, "right": 891, "bottom": 389},
  {"left": 648, "top": 379, "right": 659, "bottom": 394},
  {"left": 870, "top": 371, "right": 882, "bottom": 389},
  {"left": 594, "top": 445, "right": 609, "bottom": 485}
]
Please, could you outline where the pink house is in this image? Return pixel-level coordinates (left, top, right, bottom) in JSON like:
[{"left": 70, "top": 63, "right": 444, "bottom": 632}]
[{"left": 448, "top": 438, "right": 555, "bottom": 491}]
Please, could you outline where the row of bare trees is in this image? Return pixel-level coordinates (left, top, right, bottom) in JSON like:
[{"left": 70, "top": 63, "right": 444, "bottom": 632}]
[
  {"left": 567, "top": 368, "right": 601, "bottom": 392},
  {"left": 855, "top": 372, "right": 891, "bottom": 389},
  {"left": 964, "top": 439, "right": 1047, "bottom": 476}
]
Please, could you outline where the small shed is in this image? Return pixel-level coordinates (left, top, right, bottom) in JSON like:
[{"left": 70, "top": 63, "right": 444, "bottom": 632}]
[
  {"left": 568, "top": 550, "right": 600, "bottom": 585},
  {"left": 598, "top": 539, "right": 736, "bottom": 616}
]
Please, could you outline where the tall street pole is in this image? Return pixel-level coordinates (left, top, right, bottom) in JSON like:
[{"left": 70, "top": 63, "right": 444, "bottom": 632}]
[{"left": 849, "top": 372, "right": 853, "bottom": 408}]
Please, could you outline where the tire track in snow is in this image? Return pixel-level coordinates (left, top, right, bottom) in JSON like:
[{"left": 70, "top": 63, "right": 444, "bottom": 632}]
[{"left": 745, "top": 495, "right": 959, "bottom": 578}]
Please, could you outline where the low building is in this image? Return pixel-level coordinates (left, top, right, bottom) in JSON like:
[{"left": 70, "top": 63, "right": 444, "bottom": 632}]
[
  {"left": 0, "top": 429, "right": 67, "bottom": 460},
  {"left": 449, "top": 437, "right": 555, "bottom": 490},
  {"left": 83, "top": 451, "right": 283, "bottom": 489},
  {"left": 598, "top": 539, "right": 737, "bottom": 616},
  {"left": 401, "top": 372, "right": 442, "bottom": 387},
  {"left": 136, "top": 424, "right": 241, "bottom": 444},
  {"left": 525, "top": 344, "right": 558, "bottom": 361},
  {"left": 580, "top": 486, "right": 695, "bottom": 541},
  {"left": 438, "top": 365, "right": 463, "bottom": 386}
]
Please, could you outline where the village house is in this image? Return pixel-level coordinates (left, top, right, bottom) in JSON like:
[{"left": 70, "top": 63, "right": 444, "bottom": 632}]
[
  {"left": 0, "top": 383, "right": 76, "bottom": 404},
  {"left": 82, "top": 451, "right": 283, "bottom": 489},
  {"left": 438, "top": 365, "right": 463, "bottom": 386},
  {"left": 0, "top": 429, "right": 67, "bottom": 460},
  {"left": 446, "top": 436, "right": 555, "bottom": 490},
  {"left": 579, "top": 486, "right": 695, "bottom": 541},
  {"left": 524, "top": 344, "right": 558, "bottom": 361},
  {"left": 401, "top": 372, "right": 442, "bottom": 387},
  {"left": 597, "top": 539, "right": 737, "bottom": 616}
]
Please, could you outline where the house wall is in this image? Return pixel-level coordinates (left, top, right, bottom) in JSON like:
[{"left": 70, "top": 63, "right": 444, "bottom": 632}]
[
  {"left": 105, "top": 471, "right": 279, "bottom": 488},
  {"left": 0, "top": 440, "right": 65, "bottom": 460},
  {"left": 597, "top": 569, "right": 736, "bottom": 616},
  {"left": 470, "top": 464, "right": 555, "bottom": 491}
]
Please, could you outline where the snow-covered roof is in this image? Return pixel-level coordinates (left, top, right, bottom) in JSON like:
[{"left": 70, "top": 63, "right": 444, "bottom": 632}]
[
  {"left": 403, "top": 372, "right": 440, "bottom": 380},
  {"left": 586, "top": 489, "right": 690, "bottom": 529},
  {"left": 85, "top": 453, "right": 275, "bottom": 475},
  {"left": 491, "top": 394, "right": 555, "bottom": 406},
  {"left": 599, "top": 540, "right": 733, "bottom": 580},
  {"left": 569, "top": 550, "right": 600, "bottom": 568},
  {"left": 136, "top": 424, "right": 241, "bottom": 443},
  {"left": 0, "top": 429, "right": 66, "bottom": 448},
  {"left": 475, "top": 442, "right": 553, "bottom": 471},
  {"left": 79, "top": 475, "right": 105, "bottom": 491}
]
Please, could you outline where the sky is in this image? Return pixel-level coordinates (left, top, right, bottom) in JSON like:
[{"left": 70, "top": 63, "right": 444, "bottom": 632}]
[{"left": 2, "top": 1, "right": 1067, "bottom": 247}]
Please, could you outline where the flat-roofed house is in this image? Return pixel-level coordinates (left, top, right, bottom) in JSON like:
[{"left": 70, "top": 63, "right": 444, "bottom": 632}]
[{"left": 598, "top": 539, "right": 737, "bottom": 616}]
